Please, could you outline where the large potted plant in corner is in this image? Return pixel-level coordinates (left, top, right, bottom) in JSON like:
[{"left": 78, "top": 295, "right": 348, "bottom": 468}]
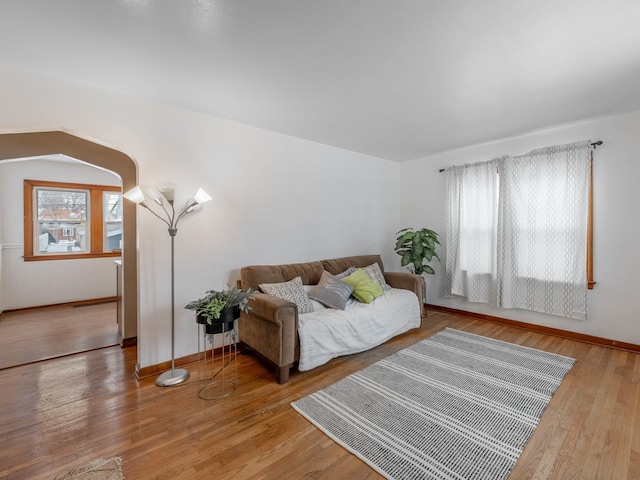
[
  {"left": 394, "top": 227, "right": 441, "bottom": 275},
  {"left": 185, "top": 286, "right": 254, "bottom": 334}
]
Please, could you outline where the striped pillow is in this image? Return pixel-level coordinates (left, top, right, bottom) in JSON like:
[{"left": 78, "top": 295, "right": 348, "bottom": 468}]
[
  {"left": 362, "top": 262, "right": 390, "bottom": 290},
  {"left": 308, "top": 271, "right": 355, "bottom": 310}
]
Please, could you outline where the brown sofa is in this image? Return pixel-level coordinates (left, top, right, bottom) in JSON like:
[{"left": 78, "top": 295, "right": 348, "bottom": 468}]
[{"left": 239, "top": 254, "right": 425, "bottom": 384}]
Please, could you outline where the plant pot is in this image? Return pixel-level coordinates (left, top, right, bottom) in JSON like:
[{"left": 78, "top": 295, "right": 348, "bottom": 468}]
[{"left": 197, "top": 306, "right": 240, "bottom": 334}]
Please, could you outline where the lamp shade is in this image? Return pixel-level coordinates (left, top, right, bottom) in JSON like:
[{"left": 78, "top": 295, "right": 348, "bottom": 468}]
[
  {"left": 158, "top": 183, "right": 176, "bottom": 202},
  {"left": 193, "top": 188, "right": 212, "bottom": 205},
  {"left": 123, "top": 186, "right": 146, "bottom": 204}
]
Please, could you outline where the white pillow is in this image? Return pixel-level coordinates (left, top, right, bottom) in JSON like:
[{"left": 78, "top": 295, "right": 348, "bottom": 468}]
[{"left": 362, "top": 262, "right": 390, "bottom": 291}]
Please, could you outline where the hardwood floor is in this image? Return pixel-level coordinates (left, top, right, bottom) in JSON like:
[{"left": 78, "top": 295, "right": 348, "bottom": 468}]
[
  {"left": 1, "top": 311, "right": 638, "bottom": 479},
  {"left": 0, "top": 302, "right": 119, "bottom": 370}
]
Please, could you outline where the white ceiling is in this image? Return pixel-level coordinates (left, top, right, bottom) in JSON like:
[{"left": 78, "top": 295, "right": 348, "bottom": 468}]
[{"left": 1, "top": 0, "right": 640, "bottom": 161}]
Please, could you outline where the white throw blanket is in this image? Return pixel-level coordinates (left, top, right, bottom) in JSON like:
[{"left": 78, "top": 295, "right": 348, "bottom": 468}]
[{"left": 297, "top": 288, "right": 421, "bottom": 371}]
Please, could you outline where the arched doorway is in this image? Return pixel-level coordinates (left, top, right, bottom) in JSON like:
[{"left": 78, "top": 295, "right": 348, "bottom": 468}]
[{"left": 0, "top": 131, "right": 138, "bottom": 345}]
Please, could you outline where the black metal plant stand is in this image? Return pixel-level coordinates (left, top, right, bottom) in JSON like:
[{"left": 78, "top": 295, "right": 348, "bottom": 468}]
[{"left": 197, "top": 309, "right": 239, "bottom": 399}]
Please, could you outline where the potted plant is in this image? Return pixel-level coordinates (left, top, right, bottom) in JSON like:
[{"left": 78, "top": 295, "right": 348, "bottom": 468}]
[
  {"left": 185, "top": 286, "right": 254, "bottom": 334},
  {"left": 394, "top": 227, "right": 441, "bottom": 275}
]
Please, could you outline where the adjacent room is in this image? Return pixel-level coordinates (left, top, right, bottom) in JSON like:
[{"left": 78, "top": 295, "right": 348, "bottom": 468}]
[
  {"left": 1, "top": 1, "right": 639, "bottom": 479},
  {"left": 0, "top": 156, "right": 122, "bottom": 369}
]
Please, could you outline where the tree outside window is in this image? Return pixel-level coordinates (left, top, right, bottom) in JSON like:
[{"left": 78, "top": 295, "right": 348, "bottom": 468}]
[{"left": 36, "top": 188, "right": 89, "bottom": 253}]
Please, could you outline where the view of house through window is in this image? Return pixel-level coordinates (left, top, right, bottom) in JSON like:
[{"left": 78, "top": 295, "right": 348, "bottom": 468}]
[
  {"left": 24, "top": 180, "right": 122, "bottom": 260},
  {"left": 36, "top": 187, "right": 89, "bottom": 253}
]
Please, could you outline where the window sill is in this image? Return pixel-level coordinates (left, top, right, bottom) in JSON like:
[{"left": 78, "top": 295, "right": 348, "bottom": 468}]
[{"left": 23, "top": 252, "right": 122, "bottom": 262}]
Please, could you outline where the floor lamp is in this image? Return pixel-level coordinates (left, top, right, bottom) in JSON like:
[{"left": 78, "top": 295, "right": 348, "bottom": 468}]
[{"left": 124, "top": 183, "right": 212, "bottom": 387}]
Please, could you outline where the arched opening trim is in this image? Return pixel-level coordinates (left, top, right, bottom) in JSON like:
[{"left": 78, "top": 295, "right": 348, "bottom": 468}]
[{"left": 0, "top": 131, "right": 139, "bottom": 344}]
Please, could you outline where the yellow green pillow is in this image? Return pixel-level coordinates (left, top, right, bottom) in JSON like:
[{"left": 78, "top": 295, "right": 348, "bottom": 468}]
[{"left": 342, "top": 269, "right": 385, "bottom": 303}]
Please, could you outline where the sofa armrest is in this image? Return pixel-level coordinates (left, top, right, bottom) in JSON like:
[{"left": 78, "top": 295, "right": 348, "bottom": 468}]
[
  {"left": 238, "top": 292, "right": 298, "bottom": 383},
  {"left": 383, "top": 272, "right": 426, "bottom": 317},
  {"left": 248, "top": 292, "right": 296, "bottom": 323}
]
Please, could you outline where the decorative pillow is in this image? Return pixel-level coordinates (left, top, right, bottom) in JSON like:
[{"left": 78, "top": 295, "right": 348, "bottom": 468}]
[
  {"left": 259, "top": 276, "right": 314, "bottom": 314},
  {"left": 335, "top": 266, "right": 356, "bottom": 279},
  {"left": 362, "top": 262, "right": 390, "bottom": 291},
  {"left": 303, "top": 285, "right": 328, "bottom": 311},
  {"left": 341, "top": 269, "right": 385, "bottom": 304},
  {"left": 308, "top": 271, "right": 355, "bottom": 310}
]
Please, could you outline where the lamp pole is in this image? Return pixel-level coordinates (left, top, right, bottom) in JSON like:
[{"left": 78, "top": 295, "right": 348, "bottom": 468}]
[
  {"left": 155, "top": 227, "right": 186, "bottom": 386},
  {"left": 124, "top": 185, "right": 212, "bottom": 387}
]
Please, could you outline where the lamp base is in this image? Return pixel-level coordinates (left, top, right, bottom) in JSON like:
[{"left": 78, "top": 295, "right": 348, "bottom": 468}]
[{"left": 155, "top": 368, "right": 190, "bottom": 387}]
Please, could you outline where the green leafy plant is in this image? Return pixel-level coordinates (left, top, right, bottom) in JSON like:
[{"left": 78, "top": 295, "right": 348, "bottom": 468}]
[
  {"left": 394, "top": 227, "right": 441, "bottom": 275},
  {"left": 185, "top": 286, "right": 254, "bottom": 325}
]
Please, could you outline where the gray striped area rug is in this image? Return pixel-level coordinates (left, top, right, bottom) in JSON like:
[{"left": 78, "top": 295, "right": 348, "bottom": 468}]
[{"left": 291, "top": 328, "right": 575, "bottom": 480}]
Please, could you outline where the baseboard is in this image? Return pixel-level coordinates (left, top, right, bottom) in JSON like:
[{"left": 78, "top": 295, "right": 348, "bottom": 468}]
[
  {"left": 135, "top": 343, "right": 244, "bottom": 380},
  {"left": 121, "top": 336, "right": 137, "bottom": 348},
  {"left": 135, "top": 352, "right": 199, "bottom": 380},
  {"left": 3, "top": 297, "right": 117, "bottom": 313},
  {"left": 427, "top": 303, "right": 640, "bottom": 353}
]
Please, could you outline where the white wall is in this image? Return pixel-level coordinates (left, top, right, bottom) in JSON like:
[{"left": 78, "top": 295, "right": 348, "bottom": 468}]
[
  {"left": 0, "top": 66, "right": 399, "bottom": 368},
  {"left": 399, "top": 110, "right": 640, "bottom": 345},
  {"left": 0, "top": 159, "right": 121, "bottom": 309}
]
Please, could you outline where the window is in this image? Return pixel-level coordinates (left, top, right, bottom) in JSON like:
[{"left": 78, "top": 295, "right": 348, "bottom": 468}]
[
  {"left": 103, "top": 191, "right": 123, "bottom": 252},
  {"left": 24, "top": 180, "right": 122, "bottom": 261},
  {"left": 446, "top": 140, "right": 592, "bottom": 320}
]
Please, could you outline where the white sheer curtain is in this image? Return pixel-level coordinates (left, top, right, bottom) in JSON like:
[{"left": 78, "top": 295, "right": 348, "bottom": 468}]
[
  {"left": 446, "top": 140, "right": 591, "bottom": 320},
  {"left": 446, "top": 159, "right": 501, "bottom": 304}
]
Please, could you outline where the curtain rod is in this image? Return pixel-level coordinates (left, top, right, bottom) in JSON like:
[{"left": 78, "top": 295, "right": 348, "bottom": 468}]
[{"left": 438, "top": 140, "right": 603, "bottom": 173}]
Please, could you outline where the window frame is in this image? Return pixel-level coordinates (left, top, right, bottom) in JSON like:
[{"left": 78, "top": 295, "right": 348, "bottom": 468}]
[
  {"left": 447, "top": 149, "right": 595, "bottom": 292},
  {"left": 102, "top": 190, "right": 124, "bottom": 253},
  {"left": 23, "top": 179, "right": 122, "bottom": 261},
  {"left": 587, "top": 151, "right": 595, "bottom": 289}
]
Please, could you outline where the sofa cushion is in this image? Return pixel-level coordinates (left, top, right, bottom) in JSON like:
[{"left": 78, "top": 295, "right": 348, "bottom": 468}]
[
  {"left": 259, "top": 276, "right": 314, "bottom": 314},
  {"left": 342, "top": 269, "right": 385, "bottom": 303},
  {"left": 308, "top": 271, "right": 355, "bottom": 310},
  {"left": 242, "top": 261, "right": 324, "bottom": 291},
  {"left": 321, "top": 255, "right": 384, "bottom": 276}
]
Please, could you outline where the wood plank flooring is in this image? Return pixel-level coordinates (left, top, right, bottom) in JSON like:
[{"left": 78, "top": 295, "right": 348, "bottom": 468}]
[
  {"left": 1, "top": 311, "right": 638, "bottom": 479},
  {"left": 0, "top": 302, "right": 119, "bottom": 369}
]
